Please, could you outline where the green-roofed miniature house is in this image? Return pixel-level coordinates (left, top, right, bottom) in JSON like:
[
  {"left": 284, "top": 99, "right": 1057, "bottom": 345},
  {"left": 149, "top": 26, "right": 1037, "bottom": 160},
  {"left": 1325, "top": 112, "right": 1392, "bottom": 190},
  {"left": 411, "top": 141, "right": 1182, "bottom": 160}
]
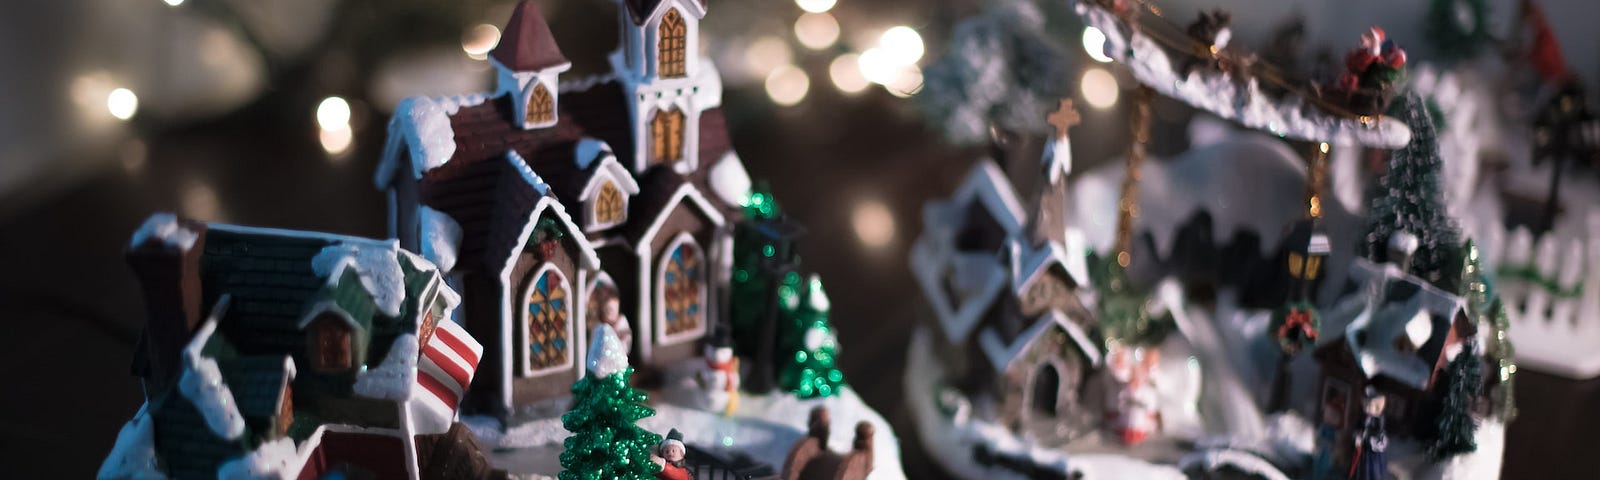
[{"left": 117, "top": 214, "right": 492, "bottom": 479}]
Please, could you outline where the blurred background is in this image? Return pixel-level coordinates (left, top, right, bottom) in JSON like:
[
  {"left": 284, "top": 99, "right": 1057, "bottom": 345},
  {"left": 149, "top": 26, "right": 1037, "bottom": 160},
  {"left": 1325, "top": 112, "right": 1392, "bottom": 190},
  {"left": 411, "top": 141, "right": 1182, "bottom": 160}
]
[{"left": 1, "top": 0, "right": 1597, "bottom": 478}]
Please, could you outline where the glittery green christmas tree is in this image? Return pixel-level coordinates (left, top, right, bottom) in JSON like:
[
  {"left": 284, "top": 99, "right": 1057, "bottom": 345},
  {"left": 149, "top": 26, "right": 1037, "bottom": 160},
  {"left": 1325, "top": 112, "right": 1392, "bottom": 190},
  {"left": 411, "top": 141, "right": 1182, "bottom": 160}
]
[
  {"left": 778, "top": 275, "right": 846, "bottom": 398},
  {"left": 559, "top": 326, "right": 662, "bottom": 480}
]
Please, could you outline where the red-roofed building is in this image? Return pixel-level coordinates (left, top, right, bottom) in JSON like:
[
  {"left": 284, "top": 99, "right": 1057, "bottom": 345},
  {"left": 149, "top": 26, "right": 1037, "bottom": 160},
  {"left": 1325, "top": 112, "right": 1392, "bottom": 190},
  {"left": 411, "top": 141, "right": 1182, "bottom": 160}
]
[{"left": 374, "top": 0, "right": 747, "bottom": 419}]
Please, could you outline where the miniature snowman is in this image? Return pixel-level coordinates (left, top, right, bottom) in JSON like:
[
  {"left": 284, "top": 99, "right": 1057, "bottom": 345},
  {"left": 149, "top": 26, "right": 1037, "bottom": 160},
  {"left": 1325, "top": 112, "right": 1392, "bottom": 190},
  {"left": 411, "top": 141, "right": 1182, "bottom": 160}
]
[
  {"left": 1105, "top": 344, "right": 1162, "bottom": 445},
  {"left": 1349, "top": 387, "right": 1388, "bottom": 480},
  {"left": 651, "top": 428, "right": 692, "bottom": 480},
  {"left": 696, "top": 329, "right": 740, "bottom": 415}
]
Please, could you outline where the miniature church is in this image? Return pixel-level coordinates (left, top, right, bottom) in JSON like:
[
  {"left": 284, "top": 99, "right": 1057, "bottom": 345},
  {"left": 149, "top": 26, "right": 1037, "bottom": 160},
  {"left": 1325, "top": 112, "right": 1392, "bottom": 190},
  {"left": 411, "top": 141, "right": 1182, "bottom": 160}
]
[
  {"left": 374, "top": 0, "right": 749, "bottom": 419},
  {"left": 909, "top": 100, "right": 1101, "bottom": 436}
]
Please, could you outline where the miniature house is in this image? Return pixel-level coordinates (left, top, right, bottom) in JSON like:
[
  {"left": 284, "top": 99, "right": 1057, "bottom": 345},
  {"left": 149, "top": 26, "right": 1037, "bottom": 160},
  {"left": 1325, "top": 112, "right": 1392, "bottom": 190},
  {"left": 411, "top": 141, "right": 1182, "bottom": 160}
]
[
  {"left": 120, "top": 214, "right": 486, "bottom": 479},
  {"left": 910, "top": 159, "right": 1101, "bottom": 436},
  {"left": 1315, "top": 240, "right": 1475, "bottom": 461},
  {"left": 375, "top": 0, "right": 747, "bottom": 419}
]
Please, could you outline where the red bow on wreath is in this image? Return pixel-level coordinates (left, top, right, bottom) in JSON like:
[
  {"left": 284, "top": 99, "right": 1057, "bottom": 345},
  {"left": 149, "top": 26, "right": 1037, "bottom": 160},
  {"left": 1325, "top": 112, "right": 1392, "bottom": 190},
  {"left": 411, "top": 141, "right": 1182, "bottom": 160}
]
[{"left": 1278, "top": 308, "right": 1318, "bottom": 344}]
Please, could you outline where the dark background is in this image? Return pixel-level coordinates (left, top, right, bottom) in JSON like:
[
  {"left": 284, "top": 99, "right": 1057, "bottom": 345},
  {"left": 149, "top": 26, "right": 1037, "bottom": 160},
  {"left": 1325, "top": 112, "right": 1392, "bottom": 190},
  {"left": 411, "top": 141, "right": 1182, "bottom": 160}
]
[{"left": 0, "top": 1, "right": 1595, "bottom": 479}]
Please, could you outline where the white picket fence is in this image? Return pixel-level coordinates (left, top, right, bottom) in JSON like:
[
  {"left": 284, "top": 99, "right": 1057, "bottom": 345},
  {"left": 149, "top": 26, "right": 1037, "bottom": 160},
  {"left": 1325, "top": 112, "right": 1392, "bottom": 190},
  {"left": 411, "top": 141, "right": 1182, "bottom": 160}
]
[{"left": 1479, "top": 212, "right": 1600, "bottom": 379}]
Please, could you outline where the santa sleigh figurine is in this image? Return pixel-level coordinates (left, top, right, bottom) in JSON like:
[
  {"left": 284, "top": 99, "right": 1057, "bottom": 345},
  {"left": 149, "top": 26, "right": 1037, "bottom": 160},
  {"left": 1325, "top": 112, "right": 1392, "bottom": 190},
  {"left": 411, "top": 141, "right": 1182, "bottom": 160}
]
[
  {"left": 1321, "top": 26, "right": 1408, "bottom": 117},
  {"left": 1104, "top": 344, "right": 1163, "bottom": 445},
  {"left": 696, "top": 328, "right": 741, "bottom": 415}
]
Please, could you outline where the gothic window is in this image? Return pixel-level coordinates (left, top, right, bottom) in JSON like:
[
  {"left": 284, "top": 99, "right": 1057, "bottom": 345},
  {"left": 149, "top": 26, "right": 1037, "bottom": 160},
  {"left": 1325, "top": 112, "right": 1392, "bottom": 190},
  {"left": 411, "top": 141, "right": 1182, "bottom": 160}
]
[
  {"left": 650, "top": 108, "right": 685, "bottom": 165},
  {"left": 311, "top": 316, "right": 353, "bottom": 372},
  {"left": 659, "top": 236, "right": 705, "bottom": 342},
  {"left": 527, "top": 82, "right": 554, "bottom": 125},
  {"left": 524, "top": 266, "right": 572, "bottom": 373},
  {"left": 595, "top": 181, "right": 626, "bottom": 225},
  {"left": 658, "top": 9, "right": 687, "bottom": 78}
]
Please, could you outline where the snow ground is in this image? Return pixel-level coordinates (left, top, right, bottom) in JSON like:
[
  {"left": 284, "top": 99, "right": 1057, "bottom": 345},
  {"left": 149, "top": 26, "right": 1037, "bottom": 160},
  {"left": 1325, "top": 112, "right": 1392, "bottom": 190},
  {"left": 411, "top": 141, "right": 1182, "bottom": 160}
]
[{"left": 465, "top": 361, "right": 905, "bottom": 479}]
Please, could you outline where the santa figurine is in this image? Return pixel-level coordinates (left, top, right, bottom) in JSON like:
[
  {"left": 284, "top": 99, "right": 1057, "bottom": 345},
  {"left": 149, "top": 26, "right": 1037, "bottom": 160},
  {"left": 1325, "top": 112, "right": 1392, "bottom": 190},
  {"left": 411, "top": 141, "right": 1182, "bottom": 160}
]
[
  {"left": 696, "top": 328, "right": 741, "bottom": 415},
  {"left": 1348, "top": 387, "right": 1389, "bottom": 480},
  {"left": 1336, "top": 26, "right": 1406, "bottom": 114},
  {"left": 1105, "top": 344, "right": 1162, "bottom": 445},
  {"left": 651, "top": 428, "right": 692, "bottom": 480}
]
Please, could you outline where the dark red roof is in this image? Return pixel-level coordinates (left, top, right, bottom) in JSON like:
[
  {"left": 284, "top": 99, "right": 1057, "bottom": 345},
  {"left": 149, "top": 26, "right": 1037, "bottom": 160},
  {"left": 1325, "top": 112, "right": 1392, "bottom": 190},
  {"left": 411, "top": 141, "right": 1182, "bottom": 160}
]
[
  {"left": 688, "top": 107, "right": 741, "bottom": 217},
  {"left": 562, "top": 80, "right": 635, "bottom": 166},
  {"left": 620, "top": 166, "right": 692, "bottom": 245},
  {"left": 491, "top": 1, "right": 570, "bottom": 71},
  {"left": 418, "top": 95, "right": 581, "bottom": 273}
]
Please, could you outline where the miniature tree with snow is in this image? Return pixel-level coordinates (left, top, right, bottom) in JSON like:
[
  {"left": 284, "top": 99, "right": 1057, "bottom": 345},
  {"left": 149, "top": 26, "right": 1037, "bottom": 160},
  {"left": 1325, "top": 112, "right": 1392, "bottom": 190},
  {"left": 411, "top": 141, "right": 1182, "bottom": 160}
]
[
  {"left": 559, "top": 325, "right": 662, "bottom": 480},
  {"left": 1364, "top": 93, "right": 1462, "bottom": 288},
  {"left": 778, "top": 275, "right": 847, "bottom": 398},
  {"left": 918, "top": 0, "right": 1070, "bottom": 146},
  {"left": 1428, "top": 340, "right": 1483, "bottom": 460}
]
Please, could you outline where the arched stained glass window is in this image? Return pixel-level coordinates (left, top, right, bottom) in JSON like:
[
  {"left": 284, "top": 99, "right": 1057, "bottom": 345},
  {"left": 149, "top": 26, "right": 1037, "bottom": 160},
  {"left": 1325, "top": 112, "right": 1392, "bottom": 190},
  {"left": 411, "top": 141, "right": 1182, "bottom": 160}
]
[
  {"left": 525, "top": 267, "right": 571, "bottom": 373},
  {"left": 660, "top": 237, "right": 704, "bottom": 341}
]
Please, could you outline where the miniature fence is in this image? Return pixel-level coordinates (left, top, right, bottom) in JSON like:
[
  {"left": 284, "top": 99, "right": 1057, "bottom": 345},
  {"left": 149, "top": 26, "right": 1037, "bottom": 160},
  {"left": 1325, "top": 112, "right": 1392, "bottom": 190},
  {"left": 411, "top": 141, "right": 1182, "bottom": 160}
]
[
  {"left": 685, "top": 444, "right": 778, "bottom": 480},
  {"left": 1480, "top": 213, "right": 1600, "bottom": 379}
]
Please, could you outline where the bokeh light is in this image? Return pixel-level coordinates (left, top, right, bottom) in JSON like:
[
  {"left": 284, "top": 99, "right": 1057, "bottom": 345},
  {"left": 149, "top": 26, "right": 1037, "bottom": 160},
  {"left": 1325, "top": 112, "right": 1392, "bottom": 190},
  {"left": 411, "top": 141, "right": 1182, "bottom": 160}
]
[
  {"left": 107, "top": 88, "right": 138, "bottom": 120},
  {"left": 163, "top": 0, "right": 184, "bottom": 6},
  {"left": 885, "top": 65, "right": 922, "bottom": 98},
  {"left": 744, "top": 36, "right": 792, "bottom": 77},
  {"left": 320, "top": 125, "right": 354, "bottom": 156},
  {"left": 462, "top": 24, "right": 501, "bottom": 60},
  {"left": 795, "top": 0, "right": 836, "bottom": 14},
  {"left": 857, "top": 48, "right": 897, "bottom": 85},
  {"left": 879, "top": 26, "right": 924, "bottom": 64},
  {"left": 794, "top": 13, "right": 840, "bottom": 50},
  {"left": 852, "top": 198, "right": 895, "bottom": 248},
  {"left": 765, "top": 65, "right": 810, "bottom": 106},
  {"left": 829, "top": 54, "right": 869, "bottom": 93},
  {"left": 1082, "top": 26, "right": 1112, "bottom": 63},
  {"left": 316, "top": 97, "right": 352, "bottom": 130},
  {"left": 1081, "top": 67, "right": 1119, "bottom": 109}
]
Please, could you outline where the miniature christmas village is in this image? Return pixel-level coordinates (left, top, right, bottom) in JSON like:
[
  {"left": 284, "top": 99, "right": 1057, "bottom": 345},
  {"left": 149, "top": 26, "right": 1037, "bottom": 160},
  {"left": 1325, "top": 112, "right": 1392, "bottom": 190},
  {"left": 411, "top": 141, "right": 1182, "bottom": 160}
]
[
  {"left": 905, "top": 0, "right": 1597, "bottom": 479},
  {"left": 99, "top": 1, "right": 900, "bottom": 479}
]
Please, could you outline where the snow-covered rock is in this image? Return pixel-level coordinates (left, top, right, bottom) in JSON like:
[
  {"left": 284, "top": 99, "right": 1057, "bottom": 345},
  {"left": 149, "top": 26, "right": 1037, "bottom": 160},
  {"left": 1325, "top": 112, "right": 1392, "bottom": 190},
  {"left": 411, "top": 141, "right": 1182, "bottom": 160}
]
[
  {"left": 97, "top": 404, "right": 166, "bottom": 480},
  {"left": 311, "top": 241, "right": 406, "bottom": 317},
  {"left": 417, "top": 206, "right": 462, "bottom": 273},
  {"left": 352, "top": 334, "right": 419, "bottom": 401}
]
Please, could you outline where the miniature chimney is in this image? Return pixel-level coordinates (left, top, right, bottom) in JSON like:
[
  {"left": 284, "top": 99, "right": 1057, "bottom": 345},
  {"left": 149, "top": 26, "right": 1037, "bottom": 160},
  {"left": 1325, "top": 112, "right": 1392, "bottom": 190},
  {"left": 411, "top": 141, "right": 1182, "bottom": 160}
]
[
  {"left": 1387, "top": 231, "right": 1419, "bottom": 272},
  {"left": 125, "top": 213, "right": 209, "bottom": 395},
  {"left": 852, "top": 422, "right": 874, "bottom": 452},
  {"left": 491, "top": 1, "right": 572, "bottom": 130}
]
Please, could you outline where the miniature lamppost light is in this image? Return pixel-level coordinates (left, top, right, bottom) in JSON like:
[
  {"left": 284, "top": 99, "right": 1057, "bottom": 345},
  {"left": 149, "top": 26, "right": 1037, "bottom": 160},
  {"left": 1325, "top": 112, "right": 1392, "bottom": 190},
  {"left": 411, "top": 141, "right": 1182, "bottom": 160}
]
[{"left": 729, "top": 187, "right": 806, "bottom": 393}]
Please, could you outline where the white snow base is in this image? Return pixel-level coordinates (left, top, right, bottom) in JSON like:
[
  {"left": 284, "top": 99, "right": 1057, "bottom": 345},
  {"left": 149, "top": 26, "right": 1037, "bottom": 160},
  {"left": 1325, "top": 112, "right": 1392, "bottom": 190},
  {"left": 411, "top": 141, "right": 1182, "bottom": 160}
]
[
  {"left": 352, "top": 334, "right": 419, "bottom": 401},
  {"left": 98, "top": 404, "right": 166, "bottom": 480},
  {"left": 465, "top": 370, "right": 906, "bottom": 479}
]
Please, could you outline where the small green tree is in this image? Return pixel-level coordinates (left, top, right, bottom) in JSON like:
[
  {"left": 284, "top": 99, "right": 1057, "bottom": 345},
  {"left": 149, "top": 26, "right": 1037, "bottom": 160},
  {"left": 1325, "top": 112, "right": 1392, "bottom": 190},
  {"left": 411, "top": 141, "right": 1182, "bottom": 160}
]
[
  {"left": 1458, "top": 240, "right": 1517, "bottom": 421},
  {"left": 560, "top": 326, "right": 662, "bottom": 480},
  {"left": 777, "top": 275, "right": 847, "bottom": 398},
  {"left": 1428, "top": 340, "right": 1483, "bottom": 461},
  {"left": 1366, "top": 93, "right": 1462, "bottom": 288}
]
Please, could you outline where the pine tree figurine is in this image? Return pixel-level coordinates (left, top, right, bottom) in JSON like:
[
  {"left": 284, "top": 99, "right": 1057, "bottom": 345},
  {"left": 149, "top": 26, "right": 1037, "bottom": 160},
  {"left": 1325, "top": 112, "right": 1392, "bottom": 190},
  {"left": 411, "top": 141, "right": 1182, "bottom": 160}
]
[
  {"left": 779, "top": 275, "right": 847, "bottom": 398},
  {"left": 1365, "top": 93, "right": 1462, "bottom": 288},
  {"left": 1429, "top": 339, "right": 1483, "bottom": 461},
  {"left": 560, "top": 324, "right": 663, "bottom": 480}
]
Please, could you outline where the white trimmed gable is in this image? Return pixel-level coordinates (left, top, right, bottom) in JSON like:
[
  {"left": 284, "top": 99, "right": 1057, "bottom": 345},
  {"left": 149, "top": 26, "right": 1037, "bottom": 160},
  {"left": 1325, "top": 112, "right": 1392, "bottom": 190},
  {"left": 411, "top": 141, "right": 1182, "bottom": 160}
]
[
  {"left": 579, "top": 156, "right": 641, "bottom": 233},
  {"left": 615, "top": 0, "right": 706, "bottom": 82},
  {"left": 494, "top": 57, "right": 572, "bottom": 130}
]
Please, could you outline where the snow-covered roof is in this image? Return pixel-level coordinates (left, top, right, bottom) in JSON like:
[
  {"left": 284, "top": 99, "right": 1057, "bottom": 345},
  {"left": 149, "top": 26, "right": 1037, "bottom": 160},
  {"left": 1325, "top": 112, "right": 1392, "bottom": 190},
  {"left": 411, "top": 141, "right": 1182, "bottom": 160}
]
[
  {"left": 418, "top": 205, "right": 463, "bottom": 273},
  {"left": 1076, "top": 2, "right": 1410, "bottom": 149},
  {"left": 130, "top": 212, "right": 199, "bottom": 251},
  {"left": 977, "top": 310, "right": 1101, "bottom": 374},
  {"left": 1007, "top": 240, "right": 1078, "bottom": 298},
  {"left": 352, "top": 334, "right": 420, "bottom": 401},
  {"left": 179, "top": 316, "right": 246, "bottom": 441},
  {"left": 1326, "top": 258, "right": 1466, "bottom": 390},
  {"left": 310, "top": 240, "right": 409, "bottom": 317},
  {"left": 373, "top": 93, "right": 492, "bottom": 189},
  {"left": 1042, "top": 136, "right": 1073, "bottom": 184},
  {"left": 706, "top": 151, "right": 751, "bottom": 207}
]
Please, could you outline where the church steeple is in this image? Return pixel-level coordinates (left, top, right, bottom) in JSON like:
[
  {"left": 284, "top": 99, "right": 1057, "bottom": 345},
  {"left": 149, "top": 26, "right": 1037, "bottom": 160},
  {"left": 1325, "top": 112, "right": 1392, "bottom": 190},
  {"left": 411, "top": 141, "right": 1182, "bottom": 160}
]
[{"left": 491, "top": 1, "right": 572, "bottom": 130}]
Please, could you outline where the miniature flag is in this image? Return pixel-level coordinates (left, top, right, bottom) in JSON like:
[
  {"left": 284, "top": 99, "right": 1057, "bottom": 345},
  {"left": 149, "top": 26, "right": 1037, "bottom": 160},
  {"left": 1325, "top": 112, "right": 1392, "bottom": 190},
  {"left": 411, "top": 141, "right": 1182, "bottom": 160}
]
[{"left": 410, "top": 319, "right": 482, "bottom": 434}]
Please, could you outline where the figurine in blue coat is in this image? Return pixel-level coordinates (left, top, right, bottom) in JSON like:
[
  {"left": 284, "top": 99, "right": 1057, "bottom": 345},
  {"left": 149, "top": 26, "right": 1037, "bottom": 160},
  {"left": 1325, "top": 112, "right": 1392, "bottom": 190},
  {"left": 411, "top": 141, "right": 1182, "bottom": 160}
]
[{"left": 1349, "top": 387, "right": 1389, "bottom": 480}]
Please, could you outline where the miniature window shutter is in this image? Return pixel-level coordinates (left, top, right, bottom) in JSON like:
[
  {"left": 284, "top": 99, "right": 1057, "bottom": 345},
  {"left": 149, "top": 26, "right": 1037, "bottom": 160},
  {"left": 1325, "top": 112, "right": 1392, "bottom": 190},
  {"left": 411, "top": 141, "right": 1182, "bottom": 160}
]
[
  {"left": 658, "top": 9, "right": 687, "bottom": 78},
  {"left": 527, "top": 83, "right": 554, "bottom": 125},
  {"left": 667, "top": 109, "right": 684, "bottom": 161},
  {"left": 596, "top": 181, "right": 625, "bottom": 224},
  {"left": 650, "top": 108, "right": 685, "bottom": 165}
]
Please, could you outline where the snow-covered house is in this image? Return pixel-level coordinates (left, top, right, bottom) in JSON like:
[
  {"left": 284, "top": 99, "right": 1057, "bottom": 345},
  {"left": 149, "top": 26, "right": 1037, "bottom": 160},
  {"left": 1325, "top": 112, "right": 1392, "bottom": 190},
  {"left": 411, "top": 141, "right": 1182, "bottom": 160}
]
[
  {"left": 374, "top": 0, "right": 746, "bottom": 419},
  {"left": 110, "top": 214, "right": 487, "bottom": 479},
  {"left": 1314, "top": 241, "right": 1474, "bottom": 461},
  {"left": 910, "top": 149, "right": 1100, "bottom": 435}
]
